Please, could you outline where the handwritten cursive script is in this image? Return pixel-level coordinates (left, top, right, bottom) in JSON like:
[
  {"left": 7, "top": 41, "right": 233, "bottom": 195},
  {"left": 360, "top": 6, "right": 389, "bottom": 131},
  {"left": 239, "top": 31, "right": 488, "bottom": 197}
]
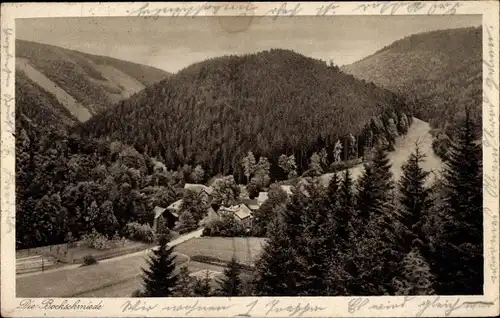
[
  {"left": 129, "top": 2, "right": 257, "bottom": 19},
  {"left": 17, "top": 299, "right": 103, "bottom": 311},
  {"left": 354, "top": 1, "right": 460, "bottom": 15},
  {"left": 265, "top": 3, "right": 302, "bottom": 20},
  {"left": 264, "top": 299, "right": 326, "bottom": 317}
]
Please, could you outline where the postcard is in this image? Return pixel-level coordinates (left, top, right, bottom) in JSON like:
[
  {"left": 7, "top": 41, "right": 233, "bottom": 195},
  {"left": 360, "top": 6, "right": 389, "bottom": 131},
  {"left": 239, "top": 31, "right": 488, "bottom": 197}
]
[{"left": 1, "top": 1, "right": 499, "bottom": 317}]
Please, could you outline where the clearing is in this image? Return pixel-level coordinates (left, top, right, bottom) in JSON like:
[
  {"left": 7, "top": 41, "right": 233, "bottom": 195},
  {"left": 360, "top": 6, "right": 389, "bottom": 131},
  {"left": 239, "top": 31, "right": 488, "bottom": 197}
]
[
  {"left": 319, "top": 118, "right": 443, "bottom": 186},
  {"left": 16, "top": 235, "right": 265, "bottom": 297}
]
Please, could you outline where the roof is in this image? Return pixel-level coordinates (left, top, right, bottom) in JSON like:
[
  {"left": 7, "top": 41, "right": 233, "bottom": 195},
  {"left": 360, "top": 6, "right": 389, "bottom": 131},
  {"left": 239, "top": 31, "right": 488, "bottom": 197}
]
[
  {"left": 153, "top": 206, "right": 166, "bottom": 219},
  {"left": 167, "top": 199, "right": 183, "bottom": 211},
  {"left": 257, "top": 192, "right": 269, "bottom": 204},
  {"left": 243, "top": 199, "right": 260, "bottom": 210},
  {"left": 219, "top": 204, "right": 252, "bottom": 220},
  {"left": 234, "top": 204, "right": 252, "bottom": 220},
  {"left": 205, "top": 186, "right": 214, "bottom": 195},
  {"left": 184, "top": 183, "right": 208, "bottom": 193}
]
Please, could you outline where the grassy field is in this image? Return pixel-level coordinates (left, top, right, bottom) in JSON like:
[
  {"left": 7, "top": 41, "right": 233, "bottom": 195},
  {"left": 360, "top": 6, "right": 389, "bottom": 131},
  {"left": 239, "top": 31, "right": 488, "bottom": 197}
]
[
  {"left": 17, "top": 237, "right": 266, "bottom": 297},
  {"left": 174, "top": 237, "right": 267, "bottom": 266},
  {"left": 17, "top": 252, "right": 189, "bottom": 297}
]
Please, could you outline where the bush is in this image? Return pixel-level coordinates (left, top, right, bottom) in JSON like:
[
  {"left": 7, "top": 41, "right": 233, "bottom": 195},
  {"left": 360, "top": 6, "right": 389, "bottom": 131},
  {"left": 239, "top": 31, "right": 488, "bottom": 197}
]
[
  {"left": 204, "top": 215, "right": 247, "bottom": 237},
  {"left": 83, "top": 254, "right": 98, "bottom": 266},
  {"left": 82, "top": 229, "right": 112, "bottom": 250},
  {"left": 191, "top": 255, "right": 253, "bottom": 271},
  {"left": 123, "top": 222, "right": 156, "bottom": 243}
]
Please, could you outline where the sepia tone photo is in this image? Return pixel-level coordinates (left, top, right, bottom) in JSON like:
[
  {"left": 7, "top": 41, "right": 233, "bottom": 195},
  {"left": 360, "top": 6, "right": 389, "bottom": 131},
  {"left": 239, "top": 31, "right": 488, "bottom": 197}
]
[
  {"left": 1, "top": 2, "right": 498, "bottom": 317},
  {"left": 12, "top": 13, "right": 485, "bottom": 298}
]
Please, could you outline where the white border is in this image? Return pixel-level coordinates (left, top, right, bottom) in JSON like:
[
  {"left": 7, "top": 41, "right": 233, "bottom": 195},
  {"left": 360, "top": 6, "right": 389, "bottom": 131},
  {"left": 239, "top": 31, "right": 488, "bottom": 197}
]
[{"left": 1, "top": 2, "right": 499, "bottom": 317}]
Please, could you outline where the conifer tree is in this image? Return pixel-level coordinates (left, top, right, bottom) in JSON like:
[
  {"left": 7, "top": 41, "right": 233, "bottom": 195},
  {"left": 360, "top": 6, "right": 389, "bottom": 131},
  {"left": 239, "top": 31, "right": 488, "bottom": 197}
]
[
  {"left": 392, "top": 248, "right": 435, "bottom": 295},
  {"left": 433, "top": 108, "right": 483, "bottom": 295},
  {"left": 141, "top": 235, "right": 178, "bottom": 297},
  {"left": 216, "top": 257, "right": 243, "bottom": 296},
  {"left": 398, "top": 143, "right": 432, "bottom": 249},
  {"left": 193, "top": 270, "right": 213, "bottom": 296},
  {"left": 254, "top": 200, "right": 305, "bottom": 295},
  {"left": 356, "top": 164, "right": 378, "bottom": 223},
  {"left": 172, "top": 266, "right": 195, "bottom": 297},
  {"left": 338, "top": 169, "right": 356, "bottom": 244}
]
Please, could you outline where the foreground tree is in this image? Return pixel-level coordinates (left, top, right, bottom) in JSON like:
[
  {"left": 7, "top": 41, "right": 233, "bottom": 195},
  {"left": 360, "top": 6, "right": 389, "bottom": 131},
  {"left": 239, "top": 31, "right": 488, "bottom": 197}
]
[
  {"left": 172, "top": 266, "right": 195, "bottom": 297},
  {"left": 193, "top": 270, "right": 213, "bottom": 296},
  {"left": 216, "top": 257, "right": 243, "bottom": 296},
  {"left": 254, "top": 211, "right": 302, "bottom": 295},
  {"left": 432, "top": 108, "right": 483, "bottom": 295},
  {"left": 398, "top": 143, "right": 432, "bottom": 249},
  {"left": 141, "top": 235, "right": 178, "bottom": 297}
]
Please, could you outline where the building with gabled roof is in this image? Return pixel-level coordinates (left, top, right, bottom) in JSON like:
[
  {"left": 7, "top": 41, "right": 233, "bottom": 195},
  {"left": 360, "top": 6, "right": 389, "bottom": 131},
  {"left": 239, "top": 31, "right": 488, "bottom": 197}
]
[{"left": 218, "top": 204, "right": 253, "bottom": 228}]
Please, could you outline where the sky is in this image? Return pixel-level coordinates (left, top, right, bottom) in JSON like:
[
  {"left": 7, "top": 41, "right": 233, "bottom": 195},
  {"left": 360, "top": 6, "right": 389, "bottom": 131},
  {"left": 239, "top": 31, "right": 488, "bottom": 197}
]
[{"left": 17, "top": 15, "right": 481, "bottom": 73}]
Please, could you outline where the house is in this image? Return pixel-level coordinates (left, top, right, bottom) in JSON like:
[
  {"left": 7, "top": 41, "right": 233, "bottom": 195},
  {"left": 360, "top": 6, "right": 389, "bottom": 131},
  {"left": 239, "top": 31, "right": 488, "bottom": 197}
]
[
  {"left": 218, "top": 204, "right": 253, "bottom": 228},
  {"left": 201, "top": 206, "right": 220, "bottom": 226},
  {"left": 257, "top": 192, "right": 269, "bottom": 206},
  {"left": 167, "top": 199, "right": 183, "bottom": 213},
  {"left": 184, "top": 183, "right": 212, "bottom": 203},
  {"left": 243, "top": 199, "right": 260, "bottom": 211},
  {"left": 153, "top": 206, "right": 178, "bottom": 232}
]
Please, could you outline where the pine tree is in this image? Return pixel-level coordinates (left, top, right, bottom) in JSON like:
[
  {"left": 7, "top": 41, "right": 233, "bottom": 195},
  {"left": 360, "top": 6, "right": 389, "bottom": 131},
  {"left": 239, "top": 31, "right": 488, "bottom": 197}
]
[
  {"left": 356, "top": 164, "right": 379, "bottom": 223},
  {"left": 433, "top": 108, "right": 483, "bottom": 295},
  {"left": 216, "top": 257, "right": 243, "bottom": 296},
  {"left": 172, "top": 266, "right": 195, "bottom": 297},
  {"left": 393, "top": 248, "right": 435, "bottom": 295},
  {"left": 398, "top": 143, "right": 432, "bottom": 250},
  {"left": 175, "top": 210, "right": 198, "bottom": 234},
  {"left": 141, "top": 235, "right": 178, "bottom": 297},
  {"left": 254, "top": 202, "right": 304, "bottom": 295},
  {"left": 193, "top": 270, "right": 213, "bottom": 296}
]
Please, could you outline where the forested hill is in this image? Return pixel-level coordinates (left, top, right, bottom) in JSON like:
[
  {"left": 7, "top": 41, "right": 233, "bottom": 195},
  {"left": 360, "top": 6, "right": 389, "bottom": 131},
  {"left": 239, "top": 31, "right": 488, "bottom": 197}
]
[
  {"left": 342, "top": 27, "right": 481, "bottom": 132},
  {"left": 15, "top": 40, "right": 170, "bottom": 126},
  {"left": 81, "top": 48, "right": 411, "bottom": 180}
]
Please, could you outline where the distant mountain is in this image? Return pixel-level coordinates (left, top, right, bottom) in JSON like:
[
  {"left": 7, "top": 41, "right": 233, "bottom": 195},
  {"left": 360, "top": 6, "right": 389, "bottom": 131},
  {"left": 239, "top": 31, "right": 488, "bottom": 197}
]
[
  {"left": 342, "top": 27, "right": 482, "bottom": 132},
  {"left": 15, "top": 40, "right": 170, "bottom": 126},
  {"left": 81, "top": 48, "right": 411, "bottom": 180}
]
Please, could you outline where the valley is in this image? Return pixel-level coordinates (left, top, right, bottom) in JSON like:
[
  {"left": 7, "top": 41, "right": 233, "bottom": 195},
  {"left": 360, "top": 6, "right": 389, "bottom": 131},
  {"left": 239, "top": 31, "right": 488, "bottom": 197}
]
[{"left": 13, "top": 22, "right": 484, "bottom": 298}]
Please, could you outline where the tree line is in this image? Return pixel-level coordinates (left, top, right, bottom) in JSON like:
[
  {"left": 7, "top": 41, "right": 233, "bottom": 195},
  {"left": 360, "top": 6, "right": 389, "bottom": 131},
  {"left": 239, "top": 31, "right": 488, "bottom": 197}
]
[
  {"left": 80, "top": 48, "right": 413, "bottom": 183},
  {"left": 139, "top": 109, "right": 482, "bottom": 296}
]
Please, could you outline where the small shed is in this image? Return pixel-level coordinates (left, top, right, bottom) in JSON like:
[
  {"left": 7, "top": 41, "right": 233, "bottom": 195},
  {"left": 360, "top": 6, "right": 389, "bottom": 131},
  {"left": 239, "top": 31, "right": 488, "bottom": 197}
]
[{"left": 153, "top": 205, "right": 179, "bottom": 232}]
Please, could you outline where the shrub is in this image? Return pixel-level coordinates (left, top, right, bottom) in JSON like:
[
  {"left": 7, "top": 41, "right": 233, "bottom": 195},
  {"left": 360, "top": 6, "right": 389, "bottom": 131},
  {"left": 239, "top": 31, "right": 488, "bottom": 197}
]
[
  {"left": 83, "top": 255, "right": 98, "bottom": 266},
  {"left": 204, "top": 215, "right": 247, "bottom": 237},
  {"left": 82, "top": 229, "right": 112, "bottom": 250},
  {"left": 123, "top": 222, "right": 156, "bottom": 243}
]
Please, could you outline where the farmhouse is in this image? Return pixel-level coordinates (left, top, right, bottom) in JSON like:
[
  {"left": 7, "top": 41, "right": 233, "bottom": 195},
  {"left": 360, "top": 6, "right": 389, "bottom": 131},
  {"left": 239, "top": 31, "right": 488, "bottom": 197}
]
[
  {"left": 257, "top": 192, "right": 269, "bottom": 205},
  {"left": 153, "top": 206, "right": 179, "bottom": 231},
  {"left": 218, "top": 204, "right": 253, "bottom": 228},
  {"left": 167, "top": 199, "right": 183, "bottom": 213}
]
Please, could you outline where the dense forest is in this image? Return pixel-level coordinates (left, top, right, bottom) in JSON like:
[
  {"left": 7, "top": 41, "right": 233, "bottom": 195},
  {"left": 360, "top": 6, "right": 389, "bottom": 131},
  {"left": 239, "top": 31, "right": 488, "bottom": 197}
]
[
  {"left": 16, "top": 40, "right": 170, "bottom": 122},
  {"left": 15, "top": 90, "right": 191, "bottom": 248},
  {"left": 342, "top": 27, "right": 482, "bottom": 135},
  {"left": 80, "top": 49, "right": 413, "bottom": 182},
  {"left": 135, "top": 109, "right": 483, "bottom": 297}
]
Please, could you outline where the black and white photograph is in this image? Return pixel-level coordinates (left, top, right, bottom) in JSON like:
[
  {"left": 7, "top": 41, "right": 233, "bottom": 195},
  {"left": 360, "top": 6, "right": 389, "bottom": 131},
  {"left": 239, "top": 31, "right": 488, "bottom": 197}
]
[{"left": 1, "top": 1, "right": 499, "bottom": 317}]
